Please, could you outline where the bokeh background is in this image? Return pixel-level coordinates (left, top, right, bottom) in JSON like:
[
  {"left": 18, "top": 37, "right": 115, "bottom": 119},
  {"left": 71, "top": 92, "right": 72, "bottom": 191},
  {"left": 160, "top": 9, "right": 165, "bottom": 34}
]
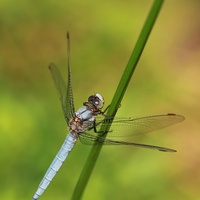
[{"left": 1, "top": 0, "right": 200, "bottom": 199}]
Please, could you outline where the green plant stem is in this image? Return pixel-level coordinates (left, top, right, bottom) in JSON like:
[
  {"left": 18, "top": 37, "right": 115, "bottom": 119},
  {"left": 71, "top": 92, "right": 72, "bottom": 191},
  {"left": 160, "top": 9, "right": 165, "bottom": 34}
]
[{"left": 71, "top": 0, "right": 164, "bottom": 199}]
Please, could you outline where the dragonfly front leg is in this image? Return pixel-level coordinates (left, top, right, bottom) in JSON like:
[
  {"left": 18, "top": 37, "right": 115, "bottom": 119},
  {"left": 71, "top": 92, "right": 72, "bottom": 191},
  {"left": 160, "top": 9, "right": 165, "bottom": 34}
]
[
  {"left": 102, "top": 104, "right": 110, "bottom": 114},
  {"left": 100, "top": 104, "right": 121, "bottom": 117}
]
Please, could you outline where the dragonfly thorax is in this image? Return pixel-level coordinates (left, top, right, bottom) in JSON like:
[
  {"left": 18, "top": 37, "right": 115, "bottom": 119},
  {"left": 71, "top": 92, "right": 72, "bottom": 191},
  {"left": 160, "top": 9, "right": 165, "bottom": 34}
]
[
  {"left": 69, "top": 107, "right": 96, "bottom": 134},
  {"left": 69, "top": 94, "right": 105, "bottom": 135}
]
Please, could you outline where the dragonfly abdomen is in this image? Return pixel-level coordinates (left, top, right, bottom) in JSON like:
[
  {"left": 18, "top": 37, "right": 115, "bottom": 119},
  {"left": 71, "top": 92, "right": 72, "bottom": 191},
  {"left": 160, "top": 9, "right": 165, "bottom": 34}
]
[{"left": 32, "top": 132, "right": 78, "bottom": 200}]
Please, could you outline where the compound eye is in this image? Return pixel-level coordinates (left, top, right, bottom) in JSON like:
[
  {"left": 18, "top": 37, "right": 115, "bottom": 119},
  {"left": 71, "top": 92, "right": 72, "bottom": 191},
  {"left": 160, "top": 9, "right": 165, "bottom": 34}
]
[
  {"left": 93, "top": 99, "right": 103, "bottom": 109},
  {"left": 88, "top": 95, "right": 94, "bottom": 102}
]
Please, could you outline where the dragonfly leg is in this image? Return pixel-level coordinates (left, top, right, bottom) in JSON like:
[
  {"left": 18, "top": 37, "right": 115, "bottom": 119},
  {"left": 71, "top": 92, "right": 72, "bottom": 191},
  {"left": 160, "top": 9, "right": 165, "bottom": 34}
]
[
  {"left": 102, "top": 105, "right": 110, "bottom": 114},
  {"left": 92, "top": 119, "right": 113, "bottom": 134},
  {"left": 93, "top": 119, "right": 98, "bottom": 133},
  {"left": 100, "top": 104, "right": 121, "bottom": 117},
  {"left": 83, "top": 102, "right": 89, "bottom": 106},
  {"left": 92, "top": 119, "right": 107, "bottom": 133}
]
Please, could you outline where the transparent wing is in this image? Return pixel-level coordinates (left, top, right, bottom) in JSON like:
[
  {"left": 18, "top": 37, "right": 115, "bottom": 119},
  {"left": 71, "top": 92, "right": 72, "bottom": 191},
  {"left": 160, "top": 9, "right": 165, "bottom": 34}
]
[
  {"left": 87, "top": 113, "right": 185, "bottom": 137},
  {"left": 49, "top": 63, "right": 75, "bottom": 124},
  {"left": 79, "top": 133, "right": 176, "bottom": 152},
  {"left": 66, "top": 32, "right": 75, "bottom": 115}
]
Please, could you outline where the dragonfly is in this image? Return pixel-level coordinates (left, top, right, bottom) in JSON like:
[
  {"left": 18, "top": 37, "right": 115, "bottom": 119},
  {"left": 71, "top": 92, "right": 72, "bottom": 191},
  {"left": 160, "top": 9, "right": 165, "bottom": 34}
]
[{"left": 32, "top": 33, "right": 185, "bottom": 200}]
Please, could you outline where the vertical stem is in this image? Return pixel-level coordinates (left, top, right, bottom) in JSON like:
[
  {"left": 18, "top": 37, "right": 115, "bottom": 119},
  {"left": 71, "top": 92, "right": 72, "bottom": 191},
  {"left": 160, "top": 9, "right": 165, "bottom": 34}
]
[{"left": 71, "top": 0, "right": 164, "bottom": 199}]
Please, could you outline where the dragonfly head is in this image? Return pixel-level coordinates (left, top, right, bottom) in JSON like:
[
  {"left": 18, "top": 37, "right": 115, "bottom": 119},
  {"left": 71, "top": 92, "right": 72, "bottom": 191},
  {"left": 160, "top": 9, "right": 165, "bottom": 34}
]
[{"left": 88, "top": 93, "right": 104, "bottom": 109}]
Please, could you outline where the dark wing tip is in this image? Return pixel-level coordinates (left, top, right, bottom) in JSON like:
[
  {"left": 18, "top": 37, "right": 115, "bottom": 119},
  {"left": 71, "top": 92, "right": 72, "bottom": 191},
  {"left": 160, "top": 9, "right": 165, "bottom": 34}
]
[
  {"left": 167, "top": 113, "right": 176, "bottom": 116},
  {"left": 67, "top": 31, "right": 69, "bottom": 39},
  {"left": 159, "top": 148, "right": 177, "bottom": 153},
  {"left": 167, "top": 113, "right": 185, "bottom": 122},
  {"left": 48, "top": 63, "right": 55, "bottom": 70}
]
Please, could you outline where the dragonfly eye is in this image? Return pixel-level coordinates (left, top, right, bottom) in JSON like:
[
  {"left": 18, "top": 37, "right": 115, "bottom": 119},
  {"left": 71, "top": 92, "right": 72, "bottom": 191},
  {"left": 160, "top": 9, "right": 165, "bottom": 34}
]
[
  {"left": 94, "top": 101, "right": 99, "bottom": 105},
  {"left": 95, "top": 93, "right": 104, "bottom": 104},
  {"left": 88, "top": 94, "right": 104, "bottom": 109},
  {"left": 88, "top": 95, "right": 95, "bottom": 103},
  {"left": 93, "top": 99, "right": 103, "bottom": 109}
]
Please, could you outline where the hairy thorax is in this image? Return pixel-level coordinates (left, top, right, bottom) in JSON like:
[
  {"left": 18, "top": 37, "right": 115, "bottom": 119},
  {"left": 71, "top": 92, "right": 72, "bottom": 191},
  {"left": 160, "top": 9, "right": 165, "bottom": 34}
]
[{"left": 69, "top": 106, "right": 97, "bottom": 134}]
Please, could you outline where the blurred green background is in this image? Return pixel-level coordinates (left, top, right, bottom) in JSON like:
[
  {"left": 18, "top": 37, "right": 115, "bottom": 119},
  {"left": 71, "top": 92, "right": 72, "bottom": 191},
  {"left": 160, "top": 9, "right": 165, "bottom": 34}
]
[{"left": 1, "top": 0, "right": 200, "bottom": 199}]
